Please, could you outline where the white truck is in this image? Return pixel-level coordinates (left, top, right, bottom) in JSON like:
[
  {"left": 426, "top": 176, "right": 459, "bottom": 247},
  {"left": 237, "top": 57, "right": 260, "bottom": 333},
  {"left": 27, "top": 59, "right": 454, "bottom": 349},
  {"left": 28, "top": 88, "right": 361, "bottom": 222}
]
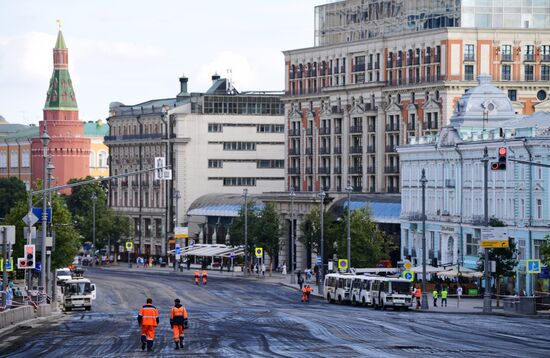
[{"left": 61, "top": 277, "right": 96, "bottom": 311}]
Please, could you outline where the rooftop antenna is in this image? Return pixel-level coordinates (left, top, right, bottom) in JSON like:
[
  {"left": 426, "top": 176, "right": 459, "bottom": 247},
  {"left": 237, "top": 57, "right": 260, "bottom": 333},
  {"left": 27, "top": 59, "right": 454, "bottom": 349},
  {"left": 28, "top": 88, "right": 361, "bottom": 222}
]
[{"left": 226, "top": 69, "right": 234, "bottom": 94}]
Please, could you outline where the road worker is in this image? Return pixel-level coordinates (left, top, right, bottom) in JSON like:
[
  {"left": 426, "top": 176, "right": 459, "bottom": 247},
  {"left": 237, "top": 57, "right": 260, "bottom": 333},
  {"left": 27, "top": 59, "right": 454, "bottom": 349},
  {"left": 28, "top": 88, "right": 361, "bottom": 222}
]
[
  {"left": 169, "top": 298, "right": 189, "bottom": 350},
  {"left": 137, "top": 298, "right": 159, "bottom": 351},
  {"left": 441, "top": 287, "right": 448, "bottom": 307},
  {"left": 432, "top": 289, "right": 439, "bottom": 307},
  {"left": 415, "top": 287, "right": 422, "bottom": 309},
  {"left": 202, "top": 270, "right": 208, "bottom": 285},
  {"left": 194, "top": 270, "right": 200, "bottom": 285},
  {"left": 301, "top": 284, "right": 312, "bottom": 303}
]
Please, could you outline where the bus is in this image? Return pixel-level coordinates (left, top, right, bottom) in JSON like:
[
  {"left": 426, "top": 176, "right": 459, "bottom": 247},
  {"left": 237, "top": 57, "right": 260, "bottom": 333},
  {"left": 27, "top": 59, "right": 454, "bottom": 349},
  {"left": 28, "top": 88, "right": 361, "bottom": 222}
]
[
  {"left": 370, "top": 277, "right": 412, "bottom": 310},
  {"left": 323, "top": 273, "right": 354, "bottom": 304},
  {"left": 350, "top": 275, "right": 376, "bottom": 306}
]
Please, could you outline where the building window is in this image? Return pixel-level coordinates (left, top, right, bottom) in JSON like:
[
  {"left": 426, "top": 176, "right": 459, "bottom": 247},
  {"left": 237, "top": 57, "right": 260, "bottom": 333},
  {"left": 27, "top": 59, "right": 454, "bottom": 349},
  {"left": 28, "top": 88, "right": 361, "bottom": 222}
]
[
  {"left": 208, "top": 159, "right": 223, "bottom": 168},
  {"left": 525, "top": 65, "right": 534, "bottom": 81},
  {"left": 542, "top": 65, "right": 550, "bottom": 81},
  {"left": 0, "top": 152, "right": 6, "bottom": 168},
  {"left": 542, "top": 45, "right": 550, "bottom": 61},
  {"left": 464, "top": 44, "right": 475, "bottom": 61},
  {"left": 144, "top": 218, "right": 151, "bottom": 237},
  {"left": 257, "top": 124, "right": 284, "bottom": 133},
  {"left": 208, "top": 123, "right": 223, "bottom": 132},
  {"left": 98, "top": 151, "right": 107, "bottom": 167},
  {"left": 155, "top": 219, "right": 162, "bottom": 238},
  {"left": 257, "top": 160, "right": 284, "bottom": 168},
  {"left": 466, "top": 234, "right": 479, "bottom": 256},
  {"left": 89, "top": 151, "right": 96, "bottom": 167},
  {"left": 465, "top": 65, "right": 474, "bottom": 81},
  {"left": 537, "top": 199, "right": 543, "bottom": 219},
  {"left": 222, "top": 142, "right": 256, "bottom": 151},
  {"left": 501, "top": 45, "right": 512, "bottom": 61},
  {"left": 534, "top": 240, "right": 544, "bottom": 259},
  {"left": 508, "top": 90, "right": 517, "bottom": 102},
  {"left": 21, "top": 151, "right": 30, "bottom": 167},
  {"left": 501, "top": 65, "right": 511, "bottom": 81},
  {"left": 525, "top": 45, "right": 535, "bottom": 61},
  {"left": 222, "top": 177, "right": 256, "bottom": 186}
]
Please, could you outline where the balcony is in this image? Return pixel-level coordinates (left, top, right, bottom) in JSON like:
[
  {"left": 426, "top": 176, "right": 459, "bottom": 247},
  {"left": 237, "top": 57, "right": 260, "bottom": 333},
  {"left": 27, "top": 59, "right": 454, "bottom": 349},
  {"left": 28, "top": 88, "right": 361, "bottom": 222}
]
[
  {"left": 353, "top": 186, "right": 363, "bottom": 192},
  {"left": 288, "top": 167, "right": 300, "bottom": 175},
  {"left": 367, "top": 166, "right": 375, "bottom": 174},
  {"left": 386, "top": 123, "right": 399, "bottom": 132},
  {"left": 368, "top": 186, "right": 375, "bottom": 193},
  {"left": 121, "top": 180, "right": 128, "bottom": 187},
  {"left": 374, "top": 62, "right": 380, "bottom": 69},
  {"left": 289, "top": 129, "right": 300, "bottom": 136},
  {"left": 386, "top": 61, "right": 393, "bottom": 68},
  {"left": 524, "top": 54, "right": 535, "bottom": 62},
  {"left": 407, "top": 123, "right": 416, "bottom": 131},
  {"left": 353, "top": 63, "right": 365, "bottom": 72},
  {"left": 319, "top": 167, "right": 331, "bottom": 174},
  {"left": 367, "top": 124, "right": 376, "bottom": 132},
  {"left": 414, "top": 57, "right": 420, "bottom": 65},
  {"left": 525, "top": 73, "right": 534, "bottom": 81},
  {"left": 366, "top": 145, "right": 375, "bottom": 153},
  {"left": 385, "top": 145, "right": 397, "bottom": 153},
  {"left": 320, "top": 147, "right": 331, "bottom": 155},
  {"left": 465, "top": 73, "right": 475, "bottom": 81},
  {"left": 305, "top": 167, "right": 313, "bottom": 174},
  {"left": 464, "top": 53, "right": 475, "bottom": 61},
  {"left": 349, "top": 145, "right": 363, "bottom": 154},
  {"left": 367, "top": 63, "right": 373, "bottom": 70},
  {"left": 384, "top": 166, "right": 399, "bottom": 174},
  {"left": 445, "top": 178, "right": 455, "bottom": 188},
  {"left": 341, "top": 66, "right": 346, "bottom": 73},
  {"left": 387, "top": 186, "right": 400, "bottom": 193},
  {"left": 349, "top": 166, "right": 363, "bottom": 174},
  {"left": 289, "top": 148, "right": 300, "bottom": 155},
  {"left": 501, "top": 53, "right": 512, "bottom": 62},
  {"left": 333, "top": 146, "right": 342, "bottom": 154},
  {"left": 350, "top": 125, "right": 363, "bottom": 133},
  {"left": 425, "top": 56, "right": 431, "bottom": 64},
  {"left": 305, "top": 147, "right": 313, "bottom": 155},
  {"left": 306, "top": 128, "right": 313, "bottom": 136},
  {"left": 333, "top": 67, "right": 339, "bottom": 74},
  {"left": 110, "top": 179, "right": 118, "bottom": 187},
  {"left": 141, "top": 180, "right": 150, "bottom": 188},
  {"left": 334, "top": 127, "right": 342, "bottom": 134},
  {"left": 334, "top": 167, "right": 342, "bottom": 174},
  {"left": 131, "top": 180, "right": 139, "bottom": 188},
  {"left": 435, "top": 55, "right": 441, "bottom": 62},
  {"left": 103, "top": 133, "right": 165, "bottom": 142},
  {"left": 319, "top": 127, "right": 331, "bottom": 135},
  {"left": 542, "top": 54, "right": 550, "bottom": 62},
  {"left": 153, "top": 180, "right": 161, "bottom": 188}
]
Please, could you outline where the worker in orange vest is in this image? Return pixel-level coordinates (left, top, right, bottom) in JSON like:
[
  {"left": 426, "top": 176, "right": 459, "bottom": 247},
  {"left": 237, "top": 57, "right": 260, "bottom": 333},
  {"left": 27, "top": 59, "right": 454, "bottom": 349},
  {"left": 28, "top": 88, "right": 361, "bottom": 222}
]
[
  {"left": 202, "top": 270, "right": 208, "bottom": 285},
  {"left": 137, "top": 298, "right": 159, "bottom": 351},
  {"left": 194, "top": 270, "right": 200, "bottom": 285},
  {"left": 301, "top": 285, "right": 312, "bottom": 303},
  {"left": 415, "top": 287, "right": 422, "bottom": 309},
  {"left": 169, "top": 298, "right": 189, "bottom": 350}
]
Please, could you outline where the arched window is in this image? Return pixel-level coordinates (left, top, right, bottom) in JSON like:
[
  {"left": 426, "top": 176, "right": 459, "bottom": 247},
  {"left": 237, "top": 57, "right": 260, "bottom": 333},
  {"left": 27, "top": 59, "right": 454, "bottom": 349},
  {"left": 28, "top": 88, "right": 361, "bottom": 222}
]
[
  {"left": 89, "top": 150, "right": 96, "bottom": 167},
  {"left": 98, "top": 151, "right": 107, "bottom": 167}
]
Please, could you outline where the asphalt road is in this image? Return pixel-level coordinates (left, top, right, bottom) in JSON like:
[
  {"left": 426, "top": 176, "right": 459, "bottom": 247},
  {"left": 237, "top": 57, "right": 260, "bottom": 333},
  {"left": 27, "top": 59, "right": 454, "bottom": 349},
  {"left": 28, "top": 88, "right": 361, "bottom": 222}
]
[{"left": 1, "top": 268, "right": 549, "bottom": 357}]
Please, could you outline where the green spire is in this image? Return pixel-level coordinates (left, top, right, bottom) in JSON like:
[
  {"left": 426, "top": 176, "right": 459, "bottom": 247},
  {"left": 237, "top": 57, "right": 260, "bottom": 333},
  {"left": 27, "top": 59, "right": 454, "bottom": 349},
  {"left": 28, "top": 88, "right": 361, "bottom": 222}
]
[{"left": 55, "top": 30, "right": 67, "bottom": 49}]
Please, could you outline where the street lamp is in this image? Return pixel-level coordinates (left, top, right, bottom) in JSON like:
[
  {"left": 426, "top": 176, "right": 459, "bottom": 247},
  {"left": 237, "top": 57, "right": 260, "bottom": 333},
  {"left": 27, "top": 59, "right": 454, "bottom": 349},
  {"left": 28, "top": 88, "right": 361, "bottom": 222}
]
[
  {"left": 91, "top": 192, "right": 97, "bottom": 265},
  {"left": 46, "top": 161, "right": 54, "bottom": 301},
  {"left": 420, "top": 169, "right": 429, "bottom": 310},
  {"left": 289, "top": 187, "right": 296, "bottom": 284},
  {"left": 39, "top": 130, "right": 50, "bottom": 296},
  {"left": 242, "top": 188, "right": 248, "bottom": 276},
  {"left": 481, "top": 146, "right": 492, "bottom": 313},
  {"left": 345, "top": 183, "right": 353, "bottom": 272},
  {"left": 174, "top": 190, "right": 181, "bottom": 272},
  {"left": 318, "top": 190, "right": 326, "bottom": 294}
]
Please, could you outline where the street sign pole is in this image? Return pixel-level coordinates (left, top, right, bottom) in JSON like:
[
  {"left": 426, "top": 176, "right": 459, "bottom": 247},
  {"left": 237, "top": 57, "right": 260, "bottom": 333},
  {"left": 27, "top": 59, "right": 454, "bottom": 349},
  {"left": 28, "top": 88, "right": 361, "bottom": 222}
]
[
  {"left": 420, "top": 169, "right": 428, "bottom": 310},
  {"left": 482, "top": 147, "right": 492, "bottom": 313},
  {"left": 2, "top": 227, "right": 7, "bottom": 307}
]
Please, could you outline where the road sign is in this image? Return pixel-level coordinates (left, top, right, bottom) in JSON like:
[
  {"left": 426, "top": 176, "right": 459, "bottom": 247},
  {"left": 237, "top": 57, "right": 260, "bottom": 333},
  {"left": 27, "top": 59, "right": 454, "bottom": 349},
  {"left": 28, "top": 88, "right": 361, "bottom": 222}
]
[
  {"left": 480, "top": 228, "right": 509, "bottom": 248},
  {"left": 255, "top": 247, "right": 263, "bottom": 258},
  {"left": 338, "top": 259, "right": 348, "bottom": 270},
  {"left": 154, "top": 157, "right": 172, "bottom": 180},
  {"left": 527, "top": 259, "right": 542, "bottom": 274},
  {"left": 402, "top": 270, "right": 414, "bottom": 282},
  {"left": 0, "top": 226, "right": 16, "bottom": 245},
  {"left": 0, "top": 258, "right": 14, "bottom": 272},
  {"left": 189, "top": 239, "right": 195, "bottom": 247},
  {"left": 22, "top": 212, "right": 39, "bottom": 226},
  {"left": 125, "top": 241, "right": 134, "bottom": 251},
  {"left": 32, "top": 208, "right": 52, "bottom": 224},
  {"left": 35, "top": 262, "right": 42, "bottom": 273},
  {"left": 175, "top": 227, "right": 189, "bottom": 239},
  {"left": 230, "top": 252, "right": 235, "bottom": 259},
  {"left": 403, "top": 260, "right": 412, "bottom": 270},
  {"left": 316, "top": 256, "right": 321, "bottom": 265}
]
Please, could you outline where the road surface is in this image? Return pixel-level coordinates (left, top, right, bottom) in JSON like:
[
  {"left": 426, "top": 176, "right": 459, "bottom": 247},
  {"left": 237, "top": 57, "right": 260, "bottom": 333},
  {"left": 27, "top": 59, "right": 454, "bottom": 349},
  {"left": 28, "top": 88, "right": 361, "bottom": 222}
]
[{"left": 1, "top": 268, "right": 549, "bottom": 357}]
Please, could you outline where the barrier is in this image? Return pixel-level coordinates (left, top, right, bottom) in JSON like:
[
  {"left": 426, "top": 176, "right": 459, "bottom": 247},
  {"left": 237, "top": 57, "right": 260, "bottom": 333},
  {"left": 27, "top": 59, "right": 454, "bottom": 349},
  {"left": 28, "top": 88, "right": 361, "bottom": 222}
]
[{"left": 0, "top": 306, "right": 35, "bottom": 330}]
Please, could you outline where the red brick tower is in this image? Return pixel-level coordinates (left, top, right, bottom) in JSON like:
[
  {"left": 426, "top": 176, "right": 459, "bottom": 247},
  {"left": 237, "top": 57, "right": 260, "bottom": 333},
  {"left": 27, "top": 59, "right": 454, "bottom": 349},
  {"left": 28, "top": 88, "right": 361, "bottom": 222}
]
[{"left": 31, "top": 26, "right": 90, "bottom": 191}]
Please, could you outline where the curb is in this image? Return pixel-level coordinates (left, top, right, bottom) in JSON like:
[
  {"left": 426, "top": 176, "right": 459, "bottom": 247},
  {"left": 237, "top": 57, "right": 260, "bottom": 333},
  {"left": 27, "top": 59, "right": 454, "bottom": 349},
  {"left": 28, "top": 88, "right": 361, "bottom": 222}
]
[{"left": 0, "top": 309, "right": 64, "bottom": 338}]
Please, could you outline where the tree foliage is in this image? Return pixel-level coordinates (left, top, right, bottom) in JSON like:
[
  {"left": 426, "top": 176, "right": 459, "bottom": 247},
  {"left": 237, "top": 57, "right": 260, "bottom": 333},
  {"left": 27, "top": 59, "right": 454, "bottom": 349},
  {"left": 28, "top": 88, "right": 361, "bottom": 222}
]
[
  {"left": 0, "top": 177, "right": 27, "bottom": 222},
  {"left": 540, "top": 235, "right": 550, "bottom": 268},
  {"left": 299, "top": 207, "right": 335, "bottom": 263},
  {"left": 254, "top": 203, "right": 281, "bottom": 272}
]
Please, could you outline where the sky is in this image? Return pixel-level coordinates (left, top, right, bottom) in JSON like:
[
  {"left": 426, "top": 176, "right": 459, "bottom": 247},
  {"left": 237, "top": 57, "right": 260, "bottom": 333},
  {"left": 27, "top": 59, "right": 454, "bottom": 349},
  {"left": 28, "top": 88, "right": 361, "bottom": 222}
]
[{"left": 0, "top": 0, "right": 325, "bottom": 125}]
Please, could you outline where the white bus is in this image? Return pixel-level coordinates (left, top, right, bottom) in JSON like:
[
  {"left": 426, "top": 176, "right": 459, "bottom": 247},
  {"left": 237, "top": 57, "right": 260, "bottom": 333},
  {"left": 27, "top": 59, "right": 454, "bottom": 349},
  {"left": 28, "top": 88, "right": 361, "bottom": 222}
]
[
  {"left": 350, "top": 275, "right": 376, "bottom": 306},
  {"left": 370, "top": 277, "right": 411, "bottom": 310},
  {"left": 61, "top": 277, "right": 97, "bottom": 311},
  {"left": 323, "top": 273, "right": 353, "bottom": 304}
]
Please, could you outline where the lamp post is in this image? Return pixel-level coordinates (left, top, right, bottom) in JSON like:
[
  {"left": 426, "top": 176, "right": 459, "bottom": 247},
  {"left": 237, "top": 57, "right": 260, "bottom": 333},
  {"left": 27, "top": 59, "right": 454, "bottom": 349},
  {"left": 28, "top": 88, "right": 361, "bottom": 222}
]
[
  {"left": 46, "top": 161, "right": 54, "bottom": 302},
  {"left": 289, "top": 187, "right": 296, "bottom": 284},
  {"left": 91, "top": 192, "right": 97, "bottom": 265},
  {"left": 318, "top": 190, "right": 326, "bottom": 294},
  {"left": 420, "top": 169, "right": 429, "bottom": 310},
  {"left": 345, "top": 183, "right": 353, "bottom": 271},
  {"left": 482, "top": 146, "right": 492, "bottom": 313},
  {"left": 174, "top": 190, "right": 181, "bottom": 272},
  {"left": 39, "top": 130, "right": 50, "bottom": 296},
  {"left": 242, "top": 188, "right": 248, "bottom": 276}
]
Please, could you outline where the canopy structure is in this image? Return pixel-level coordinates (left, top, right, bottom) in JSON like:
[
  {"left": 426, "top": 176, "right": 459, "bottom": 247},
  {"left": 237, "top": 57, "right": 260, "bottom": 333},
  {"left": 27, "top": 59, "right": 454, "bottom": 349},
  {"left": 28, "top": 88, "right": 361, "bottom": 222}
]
[
  {"left": 435, "top": 266, "right": 481, "bottom": 278},
  {"left": 169, "top": 244, "right": 245, "bottom": 258},
  {"left": 410, "top": 265, "right": 444, "bottom": 274}
]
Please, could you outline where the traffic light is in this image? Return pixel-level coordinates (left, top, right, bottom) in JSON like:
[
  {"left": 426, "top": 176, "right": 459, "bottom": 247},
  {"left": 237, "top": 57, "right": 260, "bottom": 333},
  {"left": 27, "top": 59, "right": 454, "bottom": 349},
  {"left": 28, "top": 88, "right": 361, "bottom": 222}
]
[
  {"left": 491, "top": 147, "right": 507, "bottom": 171},
  {"left": 23, "top": 244, "right": 36, "bottom": 269}
]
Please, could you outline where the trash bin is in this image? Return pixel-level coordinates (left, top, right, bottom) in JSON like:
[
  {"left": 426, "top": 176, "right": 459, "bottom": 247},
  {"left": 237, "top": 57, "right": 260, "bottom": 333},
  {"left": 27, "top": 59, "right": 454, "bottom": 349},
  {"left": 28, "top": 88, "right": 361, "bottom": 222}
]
[{"left": 467, "top": 288, "right": 478, "bottom": 296}]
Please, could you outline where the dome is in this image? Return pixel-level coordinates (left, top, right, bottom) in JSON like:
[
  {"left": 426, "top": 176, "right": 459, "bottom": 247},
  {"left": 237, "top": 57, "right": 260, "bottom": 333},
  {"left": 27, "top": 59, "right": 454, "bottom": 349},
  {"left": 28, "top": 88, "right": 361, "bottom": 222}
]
[
  {"left": 450, "top": 75, "right": 516, "bottom": 128},
  {"left": 109, "top": 102, "right": 124, "bottom": 110}
]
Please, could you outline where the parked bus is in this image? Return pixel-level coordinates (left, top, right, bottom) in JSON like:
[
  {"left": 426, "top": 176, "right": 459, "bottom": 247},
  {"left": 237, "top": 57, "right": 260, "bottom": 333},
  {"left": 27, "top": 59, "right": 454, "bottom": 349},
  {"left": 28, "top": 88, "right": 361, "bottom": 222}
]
[
  {"left": 370, "top": 277, "right": 411, "bottom": 310},
  {"left": 323, "top": 273, "right": 353, "bottom": 304},
  {"left": 350, "top": 275, "right": 376, "bottom": 306}
]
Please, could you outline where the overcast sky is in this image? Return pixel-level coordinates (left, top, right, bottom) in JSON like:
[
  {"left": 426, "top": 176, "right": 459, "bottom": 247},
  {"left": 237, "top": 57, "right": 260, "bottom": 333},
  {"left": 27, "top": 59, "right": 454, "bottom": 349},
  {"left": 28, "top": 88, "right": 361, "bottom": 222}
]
[{"left": 0, "top": 0, "right": 323, "bottom": 125}]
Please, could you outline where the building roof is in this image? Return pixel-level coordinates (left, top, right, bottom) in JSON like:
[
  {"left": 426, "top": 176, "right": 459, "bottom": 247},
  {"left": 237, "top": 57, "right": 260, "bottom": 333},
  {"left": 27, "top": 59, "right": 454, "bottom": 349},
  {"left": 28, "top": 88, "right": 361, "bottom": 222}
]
[
  {"left": 187, "top": 193, "right": 264, "bottom": 217},
  {"left": 1, "top": 126, "right": 38, "bottom": 141},
  {"left": 329, "top": 194, "right": 401, "bottom": 224},
  {"left": 83, "top": 120, "right": 109, "bottom": 137},
  {"left": 0, "top": 115, "right": 7, "bottom": 124},
  {"left": 55, "top": 30, "right": 67, "bottom": 49}
]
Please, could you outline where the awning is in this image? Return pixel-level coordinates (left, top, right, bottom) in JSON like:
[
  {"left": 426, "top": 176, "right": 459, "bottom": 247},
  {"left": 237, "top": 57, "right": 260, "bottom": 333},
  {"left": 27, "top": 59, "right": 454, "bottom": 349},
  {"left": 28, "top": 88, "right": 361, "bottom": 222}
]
[
  {"left": 169, "top": 244, "right": 245, "bottom": 258},
  {"left": 436, "top": 266, "right": 479, "bottom": 278},
  {"left": 411, "top": 265, "right": 444, "bottom": 274}
]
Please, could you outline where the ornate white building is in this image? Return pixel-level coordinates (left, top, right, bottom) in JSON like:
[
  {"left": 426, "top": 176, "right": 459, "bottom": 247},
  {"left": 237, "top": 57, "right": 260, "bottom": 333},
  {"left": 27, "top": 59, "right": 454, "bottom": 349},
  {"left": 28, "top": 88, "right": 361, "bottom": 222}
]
[{"left": 398, "top": 75, "right": 550, "bottom": 294}]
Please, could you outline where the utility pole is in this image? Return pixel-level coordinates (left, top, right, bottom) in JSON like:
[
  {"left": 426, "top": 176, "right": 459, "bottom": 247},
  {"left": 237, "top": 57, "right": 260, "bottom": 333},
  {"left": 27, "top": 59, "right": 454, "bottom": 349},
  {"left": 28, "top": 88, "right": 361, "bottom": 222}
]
[
  {"left": 289, "top": 187, "right": 296, "bottom": 284},
  {"left": 1, "top": 227, "right": 7, "bottom": 307},
  {"left": 91, "top": 192, "right": 97, "bottom": 265},
  {"left": 40, "top": 131, "right": 50, "bottom": 297},
  {"left": 318, "top": 190, "right": 326, "bottom": 295},
  {"left": 482, "top": 146, "right": 492, "bottom": 313},
  {"left": 174, "top": 190, "right": 180, "bottom": 272},
  {"left": 242, "top": 188, "right": 248, "bottom": 276},
  {"left": 47, "top": 162, "right": 54, "bottom": 305},
  {"left": 420, "top": 169, "right": 429, "bottom": 310},
  {"left": 345, "top": 183, "right": 353, "bottom": 271}
]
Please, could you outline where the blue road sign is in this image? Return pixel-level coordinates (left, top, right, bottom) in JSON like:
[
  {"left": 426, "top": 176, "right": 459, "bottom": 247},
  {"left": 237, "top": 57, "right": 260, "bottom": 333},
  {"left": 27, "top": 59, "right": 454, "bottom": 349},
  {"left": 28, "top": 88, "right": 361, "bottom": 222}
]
[
  {"left": 32, "top": 208, "right": 52, "bottom": 224},
  {"left": 316, "top": 256, "right": 321, "bottom": 265},
  {"left": 189, "top": 240, "right": 195, "bottom": 247},
  {"left": 35, "top": 262, "right": 42, "bottom": 273},
  {"left": 175, "top": 247, "right": 181, "bottom": 255},
  {"left": 527, "top": 259, "right": 541, "bottom": 274},
  {"left": 230, "top": 252, "right": 235, "bottom": 259},
  {"left": 541, "top": 267, "right": 549, "bottom": 279}
]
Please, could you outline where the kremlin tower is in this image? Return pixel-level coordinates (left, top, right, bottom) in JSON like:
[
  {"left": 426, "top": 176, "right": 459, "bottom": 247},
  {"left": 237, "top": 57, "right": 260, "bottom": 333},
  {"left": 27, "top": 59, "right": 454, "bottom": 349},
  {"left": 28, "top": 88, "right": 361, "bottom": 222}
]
[{"left": 31, "top": 25, "right": 90, "bottom": 190}]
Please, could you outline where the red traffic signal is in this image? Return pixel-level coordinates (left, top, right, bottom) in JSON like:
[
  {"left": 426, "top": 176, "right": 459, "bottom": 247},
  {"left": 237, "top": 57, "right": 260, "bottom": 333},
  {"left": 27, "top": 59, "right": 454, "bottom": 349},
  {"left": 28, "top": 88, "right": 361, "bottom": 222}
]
[
  {"left": 491, "top": 147, "right": 507, "bottom": 171},
  {"left": 23, "top": 244, "right": 35, "bottom": 268}
]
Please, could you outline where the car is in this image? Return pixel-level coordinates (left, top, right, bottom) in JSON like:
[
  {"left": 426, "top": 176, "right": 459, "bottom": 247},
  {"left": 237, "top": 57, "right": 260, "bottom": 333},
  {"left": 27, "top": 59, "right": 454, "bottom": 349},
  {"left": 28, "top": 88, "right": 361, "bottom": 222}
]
[{"left": 56, "top": 268, "right": 72, "bottom": 282}]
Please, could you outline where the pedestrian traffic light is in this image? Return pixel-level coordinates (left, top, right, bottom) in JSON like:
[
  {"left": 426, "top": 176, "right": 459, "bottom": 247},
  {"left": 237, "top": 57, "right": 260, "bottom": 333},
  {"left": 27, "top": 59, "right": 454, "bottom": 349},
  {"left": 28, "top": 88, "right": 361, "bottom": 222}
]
[
  {"left": 23, "top": 244, "right": 36, "bottom": 269},
  {"left": 491, "top": 147, "right": 507, "bottom": 170}
]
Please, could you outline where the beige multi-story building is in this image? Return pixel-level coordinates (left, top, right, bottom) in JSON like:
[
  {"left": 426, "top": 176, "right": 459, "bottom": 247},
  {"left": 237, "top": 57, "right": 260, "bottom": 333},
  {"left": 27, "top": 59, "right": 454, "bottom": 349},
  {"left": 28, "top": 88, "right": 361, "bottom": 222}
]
[{"left": 284, "top": 0, "right": 550, "bottom": 194}]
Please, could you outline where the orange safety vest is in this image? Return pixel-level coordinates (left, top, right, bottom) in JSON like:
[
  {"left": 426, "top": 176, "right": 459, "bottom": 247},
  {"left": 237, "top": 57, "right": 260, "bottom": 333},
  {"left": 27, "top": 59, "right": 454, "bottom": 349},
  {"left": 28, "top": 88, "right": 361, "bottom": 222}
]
[
  {"left": 202, "top": 272, "right": 208, "bottom": 280},
  {"left": 194, "top": 271, "right": 200, "bottom": 279},
  {"left": 170, "top": 306, "right": 188, "bottom": 325},
  {"left": 139, "top": 304, "right": 159, "bottom": 327},
  {"left": 415, "top": 289, "right": 422, "bottom": 298}
]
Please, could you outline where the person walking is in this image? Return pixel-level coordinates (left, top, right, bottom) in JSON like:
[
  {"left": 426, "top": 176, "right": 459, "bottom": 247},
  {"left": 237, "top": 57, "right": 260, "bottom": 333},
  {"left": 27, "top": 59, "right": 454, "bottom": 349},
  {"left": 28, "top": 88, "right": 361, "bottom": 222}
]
[
  {"left": 169, "top": 298, "right": 188, "bottom": 350},
  {"left": 432, "top": 289, "right": 439, "bottom": 307},
  {"left": 441, "top": 286, "right": 448, "bottom": 307},
  {"left": 282, "top": 263, "right": 287, "bottom": 276},
  {"left": 415, "top": 287, "right": 422, "bottom": 309},
  {"left": 297, "top": 273, "right": 304, "bottom": 290},
  {"left": 194, "top": 270, "right": 200, "bottom": 285},
  {"left": 137, "top": 298, "right": 159, "bottom": 351},
  {"left": 202, "top": 270, "right": 208, "bottom": 285},
  {"left": 261, "top": 263, "right": 266, "bottom": 277},
  {"left": 457, "top": 285, "right": 463, "bottom": 308}
]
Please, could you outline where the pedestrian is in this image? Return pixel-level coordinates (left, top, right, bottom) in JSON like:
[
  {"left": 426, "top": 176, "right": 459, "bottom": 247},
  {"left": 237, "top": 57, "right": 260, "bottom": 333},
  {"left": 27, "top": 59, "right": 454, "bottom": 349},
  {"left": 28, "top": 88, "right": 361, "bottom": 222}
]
[
  {"left": 220, "top": 262, "right": 224, "bottom": 273},
  {"left": 194, "top": 270, "right": 200, "bottom": 285},
  {"left": 432, "top": 289, "right": 438, "bottom": 307},
  {"left": 441, "top": 286, "right": 448, "bottom": 307},
  {"left": 137, "top": 298, "right": 159, "bottom": 352},
  {"left": 457, "top": 285, "right": 463, "bottom": 308},
  {"left": 297, "top": 274, "right": 304, "bottom": 290},
  {"left": 415, "top": 287, "right": 421, "bottom": 309},
  {"left": 261, "top": 263, "right": 266, "bottom": 277},
  {"left": 186, "top": 258, "right": 191, "bottom": 271},
  {"left": 202, "top": 270, "right": 208, "bottom": 285},
  {"left": 169, "top": 298, "right": 188, "bottom": 350},
  {"left": 282, "top": 263, "right": 287, "bottom": 276}
]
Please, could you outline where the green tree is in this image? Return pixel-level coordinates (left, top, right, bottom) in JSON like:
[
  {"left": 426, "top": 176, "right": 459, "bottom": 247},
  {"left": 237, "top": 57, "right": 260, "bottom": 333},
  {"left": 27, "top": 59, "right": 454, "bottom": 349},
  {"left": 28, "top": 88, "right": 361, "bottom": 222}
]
[
  {"left": 228, "top": 201, "right": 257, "bottom": 262},
  {"left": 332, "top": 207, "right": 395, "bottom": 268},
  {"left": 477, "top": 239, "right": 518, "bottom": 307},
  {"left": 540, "top": 235, "right": 550, "bottom": 268},
  {"left": 254, "top": 203, "right": 281, "bottom": 275},
  {"left": 0, "top": 177, "right": 27, "bottom": 222},
  {"left": 5, "top": 189, "right": 80, "bottom": 270},
  {"left": 298, "top": 207, "right": 334, "bottom": 268}
]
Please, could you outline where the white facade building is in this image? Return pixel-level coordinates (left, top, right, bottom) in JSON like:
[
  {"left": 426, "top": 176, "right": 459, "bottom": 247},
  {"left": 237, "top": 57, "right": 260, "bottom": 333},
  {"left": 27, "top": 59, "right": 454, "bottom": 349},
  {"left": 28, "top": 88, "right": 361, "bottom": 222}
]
[{"left": 398, "top": 75, "right": 550, "bottom": 294}]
